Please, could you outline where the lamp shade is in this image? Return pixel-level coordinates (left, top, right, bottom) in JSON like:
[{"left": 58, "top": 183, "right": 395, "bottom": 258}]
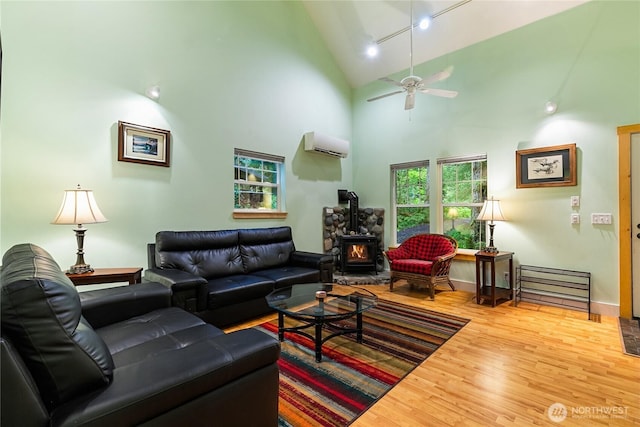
[
  {"left": 52, "top": 185, "right": 108, "bottom": 226},
  {"left": 477, "top": 198, "right": 506, "bottom": 223}
]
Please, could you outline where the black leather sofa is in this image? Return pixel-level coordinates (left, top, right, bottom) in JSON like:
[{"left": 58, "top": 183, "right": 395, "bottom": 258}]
[
  {"left": 144, "top": 226, "right": 333, "bottom": 327},
  {"left": 1, "top": 243, "right": 280, "bottom": 427}
]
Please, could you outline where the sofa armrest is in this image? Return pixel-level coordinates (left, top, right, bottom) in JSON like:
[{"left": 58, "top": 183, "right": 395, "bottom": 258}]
[
  {"left": 79, "top": 282, "right": 172, "bottom": 329},
  {"left": 143, "top": 268, "right": 208, "bottom": 312},
  {"left": 291, "top": 251, "right": 334, "bottom": 283}
]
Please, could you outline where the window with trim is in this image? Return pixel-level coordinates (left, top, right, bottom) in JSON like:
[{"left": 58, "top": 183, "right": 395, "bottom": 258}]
[
  {"left": 391, "top": 160, "right": 429, "bottom": 245},
  {"left": 438, "top": 155, "right": 487, "bottom": 250},
  {"left": 234, "top": 149, "right": 285, "bottom": 212}
]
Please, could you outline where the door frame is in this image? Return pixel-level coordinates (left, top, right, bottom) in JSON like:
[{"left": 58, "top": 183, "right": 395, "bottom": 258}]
[{"left": 618, "top": 123, "right": 640, "bottom": 319}]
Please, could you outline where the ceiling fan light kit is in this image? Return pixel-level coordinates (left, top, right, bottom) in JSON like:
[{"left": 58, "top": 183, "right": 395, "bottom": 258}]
[{"left": 366, "top": 0, "right": 459, "bottom": 110}]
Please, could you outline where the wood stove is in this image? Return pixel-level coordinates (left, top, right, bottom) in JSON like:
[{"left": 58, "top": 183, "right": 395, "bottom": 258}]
[{"left": 339, "top": 235, "right": 378, "bottom": 274}]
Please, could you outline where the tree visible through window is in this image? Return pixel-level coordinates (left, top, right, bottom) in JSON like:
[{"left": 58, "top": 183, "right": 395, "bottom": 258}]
[
  {"left": 234, "top": 149, "right": 284, "bottom": 211},
  {"left": 391, "top": 161, "right": 429, "bottom": 244},
  {"left": 439, "top": 155, "right": 487, "bottom": 250}
]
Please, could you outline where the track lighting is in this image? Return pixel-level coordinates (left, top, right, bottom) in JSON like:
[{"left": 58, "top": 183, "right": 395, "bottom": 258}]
[
  {"left": 366, "top": 43, "right": 379, "bottom": 58},
  {"left": 419, "top": 17, "right": 432, "bottom": 29}
]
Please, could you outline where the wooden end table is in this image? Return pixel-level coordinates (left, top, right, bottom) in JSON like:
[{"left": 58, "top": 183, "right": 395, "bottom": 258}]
[
  {"left": 475, "top": 251, "right": 514, "bottom": 307},
  {"left": 66, "top": 267, "right": 143, "bottom": 286}
]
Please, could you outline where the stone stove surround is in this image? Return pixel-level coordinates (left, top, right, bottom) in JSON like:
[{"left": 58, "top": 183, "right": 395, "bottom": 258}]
[{"left": 323, "top": 206, "right": 385, "bottom": 272}]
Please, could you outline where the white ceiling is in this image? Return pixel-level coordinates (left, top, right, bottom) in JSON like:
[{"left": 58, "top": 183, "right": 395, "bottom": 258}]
[{"left": 302, "top": 0, "right": 590, "bottom": 88}]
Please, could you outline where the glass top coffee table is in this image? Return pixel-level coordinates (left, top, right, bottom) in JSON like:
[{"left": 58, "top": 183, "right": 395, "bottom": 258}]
[{"left": 266, "top": 283, "right": 377, "bottom": 362}]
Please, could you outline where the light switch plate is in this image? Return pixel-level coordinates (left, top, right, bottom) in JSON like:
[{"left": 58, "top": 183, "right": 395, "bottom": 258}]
[
  {"left": 571, "top": 213, "right": 580, "bottom": 224},
  {"left": 571, "top": 196, "right": 580, "bottom": 207}
]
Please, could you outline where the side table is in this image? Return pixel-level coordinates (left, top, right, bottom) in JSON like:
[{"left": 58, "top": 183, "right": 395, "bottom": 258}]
[
  {"left": 475, "top": 251, "right": 514, "bottom": 307},
  {"left": 66, "top": 267, "right": 143, "bottom": 286}
]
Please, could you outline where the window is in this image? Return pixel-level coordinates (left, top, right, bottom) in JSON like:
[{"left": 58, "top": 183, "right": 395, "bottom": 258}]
[
  {"left": 438, "top": 155, "right": 487, "bottom": 250},
  {"left": 391, "top": 161, "right": 429, "bottom": 245},
  {"left": 234, "top": 149, "right": 285, "bottom": 214}
]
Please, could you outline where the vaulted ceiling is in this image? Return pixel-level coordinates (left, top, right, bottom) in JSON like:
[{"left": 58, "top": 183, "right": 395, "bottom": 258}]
[{"left": 302, "top": 0, "right": 589, "bottom": 88}]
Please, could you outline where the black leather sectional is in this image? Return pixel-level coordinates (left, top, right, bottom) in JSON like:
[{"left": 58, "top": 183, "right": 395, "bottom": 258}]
[
  {"left": 0, "top": 243, "right": 280, "bottom": 426},
  {"left": 145, "top": 226, "right": 334, "bottom": 327}
]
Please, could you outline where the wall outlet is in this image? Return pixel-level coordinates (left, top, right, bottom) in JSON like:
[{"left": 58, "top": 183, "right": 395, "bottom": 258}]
[
  {"left": 591, "top": 213, "right": 612, "bottom": 225},
  {"left": 571, "top": 213, "right": 580, "bottom": 224}
]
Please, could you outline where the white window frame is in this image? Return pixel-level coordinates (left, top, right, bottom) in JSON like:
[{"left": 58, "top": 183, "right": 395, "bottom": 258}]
[
  {"left": 390, "top": 160, "right": 430, "bottom": 246},
  {"left": 436, "top": 154, "right": 487, "bottom": 251},
  {"left": 233, "top": 149, "right": 286, "bottom": 217}
]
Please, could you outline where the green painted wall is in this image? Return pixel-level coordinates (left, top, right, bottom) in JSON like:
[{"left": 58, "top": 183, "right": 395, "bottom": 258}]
[
  {"left": 352, "top": 1, "right": 640, "bottom": 307},
  {"left": 1, "top": 1, "right": 352, "bottom": 268}
]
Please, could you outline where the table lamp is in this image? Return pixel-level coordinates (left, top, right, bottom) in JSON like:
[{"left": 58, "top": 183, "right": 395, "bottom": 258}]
[
  {"left": 476, "top": 196, "right": 506, "bottom": 253},
  {"left": 52, "top": 184, "right": 108, "bottom": 274}
]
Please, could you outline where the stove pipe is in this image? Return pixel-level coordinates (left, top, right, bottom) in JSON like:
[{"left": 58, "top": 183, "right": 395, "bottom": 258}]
[{"left": 338, "top": 189, "right": 359, "bottom": 233}]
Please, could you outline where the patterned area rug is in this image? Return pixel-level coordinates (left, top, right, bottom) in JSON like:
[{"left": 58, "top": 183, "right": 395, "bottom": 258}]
[
  {"left": 619, "top": 317, "right": 640, "bottom": 357},
  {"left": 256, "top": 299, "right": 469, "bottom": 426}
]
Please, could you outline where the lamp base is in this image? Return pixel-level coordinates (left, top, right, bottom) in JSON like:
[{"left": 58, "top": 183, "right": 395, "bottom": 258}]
[
  {"left": 68, "top": 263, "right": 94, "bottom": 274},
  {"left": 483, "top": 246, "right": 499, "bottom": 254}
]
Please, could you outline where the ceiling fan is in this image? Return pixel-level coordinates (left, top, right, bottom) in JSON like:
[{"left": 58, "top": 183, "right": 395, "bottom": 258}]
[{"left": 366, "top": 1, "right": 458, "bottom": 110}]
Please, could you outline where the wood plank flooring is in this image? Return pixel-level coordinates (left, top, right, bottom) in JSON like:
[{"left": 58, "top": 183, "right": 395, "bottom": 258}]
[{"left": 228, "top": 284, "right": 640, "bottom": 426}]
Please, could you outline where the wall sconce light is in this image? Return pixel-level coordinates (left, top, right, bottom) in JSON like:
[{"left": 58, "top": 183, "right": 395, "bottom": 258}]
[
  {"left": 476, "top": 196, "right": 506, "bottom": 253},
  {"left": 52, "top": 185, "right": 108, "bottom": 274},
  {"left": 145, "top": 85, "right": 160, "bottom": 100},
  {"left": 544, "top": 101, "right": 558, "bottom": 115}
]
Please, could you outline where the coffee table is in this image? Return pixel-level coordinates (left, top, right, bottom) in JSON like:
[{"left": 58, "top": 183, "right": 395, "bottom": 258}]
[{"left": 266, "top": 283, "right": 377, "bottom": 362}]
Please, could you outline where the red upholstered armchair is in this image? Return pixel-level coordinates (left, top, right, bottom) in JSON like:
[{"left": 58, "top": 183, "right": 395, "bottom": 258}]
[{"left": 384, "top": 234, "right": 458, "bottom": 300}]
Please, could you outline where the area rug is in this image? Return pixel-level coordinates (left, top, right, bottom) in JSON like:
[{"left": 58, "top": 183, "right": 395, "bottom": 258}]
[
  {"left": 619, "top": 317, "right": 640, "bottom": 357},
  {"left": 256, "top": 299, "right": 469, "bottom": 426}
]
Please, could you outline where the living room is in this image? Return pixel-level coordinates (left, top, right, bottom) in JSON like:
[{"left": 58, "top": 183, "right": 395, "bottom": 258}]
[{"left": 1, "top": 1, "right": 639, "bottom": 424}]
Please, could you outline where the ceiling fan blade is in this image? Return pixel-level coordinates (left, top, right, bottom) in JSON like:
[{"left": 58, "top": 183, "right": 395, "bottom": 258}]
[
  {"left": 367, "top": 90, "right": 404, "bottom": 102},
  {"left": 420, "top": 88, "right": 459, "bottom": 98},
  {"left": 379, "top": 77, "right": 405, "bottom": 88},
  {"left": 404, "top": 93, "right": 416, "bottom": 110},
  {"left": 422, "top": 66, "right": 454, "bottom": 85}
]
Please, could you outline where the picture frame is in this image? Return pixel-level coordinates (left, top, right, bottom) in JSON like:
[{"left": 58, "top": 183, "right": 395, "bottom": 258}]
[
  {"left": 117, "top": 121, "right": 170, "bottom": 167},
  {"left": 516, "top": 143, "right": 576, "bottom": 188}
]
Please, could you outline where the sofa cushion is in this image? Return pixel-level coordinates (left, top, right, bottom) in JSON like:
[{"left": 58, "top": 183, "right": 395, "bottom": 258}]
[
  {"left": 96, "top": 307, "right": 225, "bottom": 364},
  {"left": 0, "top": 244, "right": 114, "bottom": 408},
  {"left": 254, "top": 266, "right": 320, "bottom": 287},
  {"left": 206, "top": 275, "right": 275, "bottom": 309},
  {"left": 156, "top": 230, "right": 244, "bottom": 279},
  {"left": 239, "top": 227, "right": 295, "bottom": 273}
]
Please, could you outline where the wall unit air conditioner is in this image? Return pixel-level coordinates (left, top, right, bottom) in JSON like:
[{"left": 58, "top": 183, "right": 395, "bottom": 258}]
[{"left": 303, "top": 132, "right": 349, "bottom": 158}]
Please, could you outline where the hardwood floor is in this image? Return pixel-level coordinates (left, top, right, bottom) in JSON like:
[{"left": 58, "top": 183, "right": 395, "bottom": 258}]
[{"left": 229, "top": 284, "right": 640, "bottom": 426}]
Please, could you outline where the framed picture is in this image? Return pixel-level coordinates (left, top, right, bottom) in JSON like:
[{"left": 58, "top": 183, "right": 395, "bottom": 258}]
[
  {"left": 118, "top": 121, "right": 170, "bottom": 167},
  {"left": 516, "top": 143, "right": 577, "bottom": 188}
]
